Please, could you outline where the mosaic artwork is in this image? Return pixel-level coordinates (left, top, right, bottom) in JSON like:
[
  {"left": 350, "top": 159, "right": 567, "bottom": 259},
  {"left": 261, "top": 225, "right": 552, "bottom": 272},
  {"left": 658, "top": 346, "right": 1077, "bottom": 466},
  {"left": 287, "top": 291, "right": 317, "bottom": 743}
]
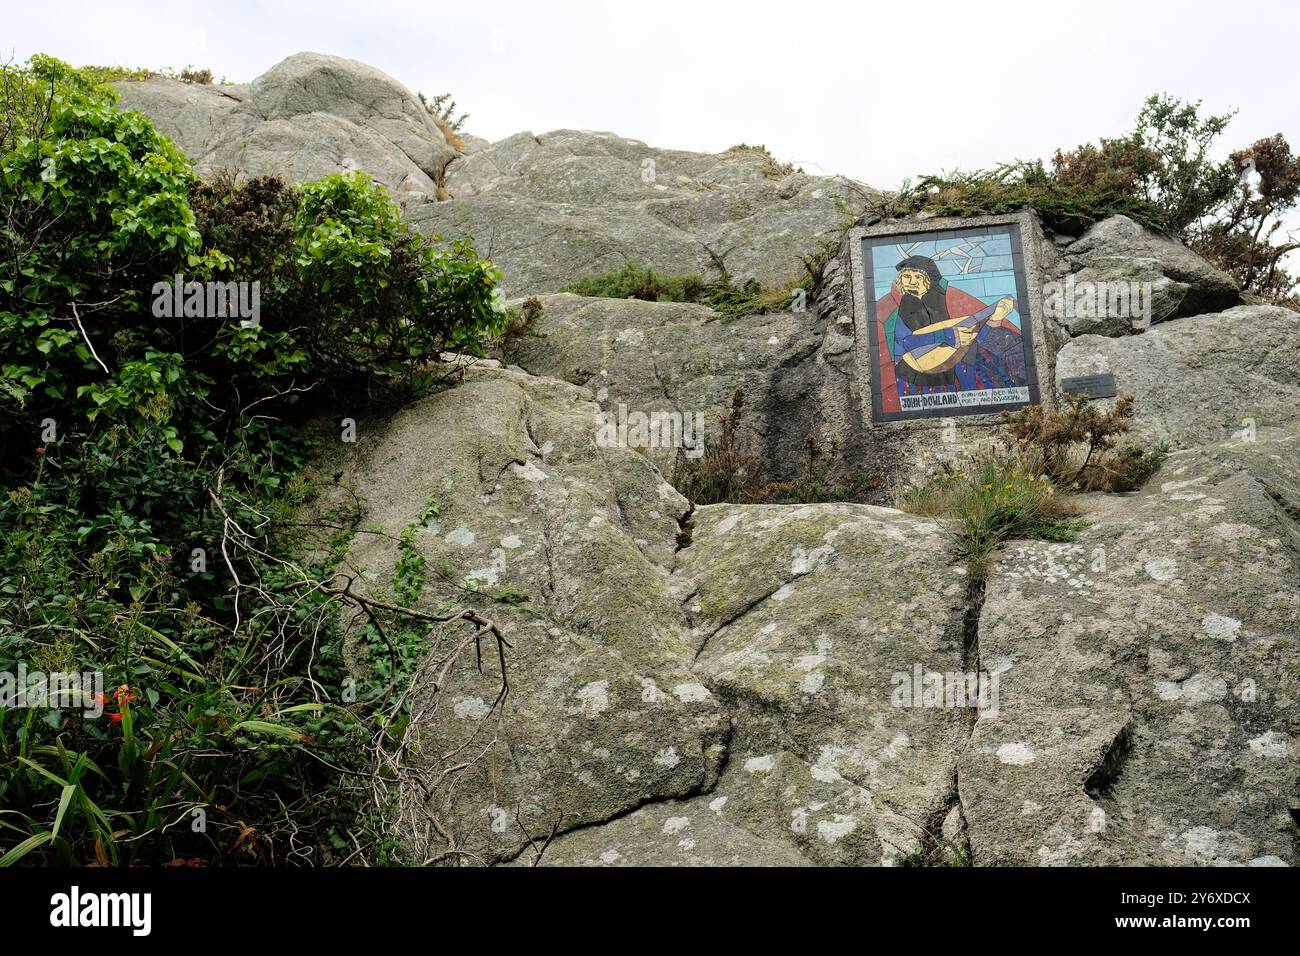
[{"left": 863, "top": 225, "right": 1040, "bottom": 422}]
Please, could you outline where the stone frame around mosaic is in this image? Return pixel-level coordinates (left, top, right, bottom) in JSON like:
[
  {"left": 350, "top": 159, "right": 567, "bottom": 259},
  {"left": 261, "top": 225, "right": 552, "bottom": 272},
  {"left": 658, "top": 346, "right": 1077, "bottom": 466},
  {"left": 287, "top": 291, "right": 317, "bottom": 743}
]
[{"left": 847, "top": 211, "right": 1056, "bottom": 428}]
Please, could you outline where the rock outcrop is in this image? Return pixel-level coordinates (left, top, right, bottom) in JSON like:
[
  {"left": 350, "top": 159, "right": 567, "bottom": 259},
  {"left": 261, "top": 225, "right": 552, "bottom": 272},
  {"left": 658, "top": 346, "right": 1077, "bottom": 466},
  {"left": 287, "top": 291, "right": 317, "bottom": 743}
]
[
  {"left": 967, "top": 434, "right": 1300, "bottom": 866},
  {"left": 316, "top": 295, "right": 1300, "bottom": 866},
  {"left": 494, "top": 293, "right": 866, "bottom": 486},
  {"left": 317, "top": 363, "right": 974, "bottom": 866},
  {"left": 117, "top": 65, "right": 877, "bottom": 294},
  {"left": 313, "top": 293, "right": 1300, "bottom": 867},
  {"left": 1055, "top": 305, "right": 1300, "bottom": 446},
  {"left": 409, "top": 131, "right": 876, "bottom": 294},
  {"left": 1050, "top": 214, "right": 1241, "bottom": 335},
  {"left": 115, "top": 53, "right": 456, "bottom": 206},
  {"left": 123, "top": 51, "right": 1297, "bottom": 866}
]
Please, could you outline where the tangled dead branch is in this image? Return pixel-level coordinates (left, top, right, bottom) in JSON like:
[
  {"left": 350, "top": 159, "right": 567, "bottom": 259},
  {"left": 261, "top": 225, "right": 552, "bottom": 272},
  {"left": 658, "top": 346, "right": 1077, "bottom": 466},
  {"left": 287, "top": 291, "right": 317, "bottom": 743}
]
[{"left": 209, "top": 466, "right": 516, "bottom": 865}]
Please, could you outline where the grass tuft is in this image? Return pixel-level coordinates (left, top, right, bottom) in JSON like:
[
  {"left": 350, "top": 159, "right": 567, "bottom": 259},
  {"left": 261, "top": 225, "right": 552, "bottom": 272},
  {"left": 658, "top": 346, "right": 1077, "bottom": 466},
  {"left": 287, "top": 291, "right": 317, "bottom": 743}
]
[{"left": 900, "top": 449, "right": 1085, "bottom": 581}]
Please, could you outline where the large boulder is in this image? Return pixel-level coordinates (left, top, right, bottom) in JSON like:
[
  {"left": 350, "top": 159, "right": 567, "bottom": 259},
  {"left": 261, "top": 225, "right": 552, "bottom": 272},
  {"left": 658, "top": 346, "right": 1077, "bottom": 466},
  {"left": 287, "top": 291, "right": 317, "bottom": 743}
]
[
  {"left": 115, "top": 53, "right": 456, "bottom": 207},
  {"left": 966, "top": 301, "right": 1300, "bottom": 866},
  {"left": 316, "top": 364, "right": 721, "bottom": 864},
  {"left": 314, "top": 362, "right": 974, "bottom": 865},
  {"left": 308, "top": 347, "right": 1300, "bottom": 867},
  {"left": 963, "top": 434, "right": 1300, "bottom": 865},
  {"left": 495, "top": 293, "right": 869, "bottom": 487},
  {"left": 662, "top": 502, "right": 973, "bottom": 867},
  {"left": 409, "top": 131, "right": 876, "bottom": 295},
  {"left": 521, "top": 500, "right": 975, "bottom": 867},
  {"left": 1054, "top": 215, "right": 1240, "bottom": 335},
  {"left": 1055, "top": 305, "right": 1300, "bottom": 447}
]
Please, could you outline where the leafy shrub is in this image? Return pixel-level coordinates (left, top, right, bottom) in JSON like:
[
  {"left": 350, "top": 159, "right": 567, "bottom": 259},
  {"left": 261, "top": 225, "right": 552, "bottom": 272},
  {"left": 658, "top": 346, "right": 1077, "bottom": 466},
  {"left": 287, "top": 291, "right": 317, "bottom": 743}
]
[
  {"left": 0, "top": 56, "right": 507, "bottom": 866},
  {"left": 0, "top": 54, "right": 229, "bottom": 501},
  {"left": 293, "top": 172, "right": 507, "bottom": 385},
  {"left": 190, "top": 170, "right": 507, "bottom": 397},
  {"left": 0, "top": 457, "right": 362, "bottom": 865}
]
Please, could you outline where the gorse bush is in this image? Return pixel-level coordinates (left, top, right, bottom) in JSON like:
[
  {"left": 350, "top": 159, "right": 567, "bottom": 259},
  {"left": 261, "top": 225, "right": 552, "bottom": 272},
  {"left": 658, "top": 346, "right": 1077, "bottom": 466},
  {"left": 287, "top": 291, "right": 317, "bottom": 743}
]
[
  {"left": 898, "top": 160, "right": 1164, "bottom": 237},
  {"left": 494, "top": 295, "right": 544, "bottom": 365},
  {"left": 890, "top": 94, "right": 1300, "bottom": 304},
  {"left": 895, "top": 94, "right": 1238, "bottom": 235},
  {"left": 1196, "top": 133, "right": 1300, "bottom": 306},
  {"left": 0, "top": 56, "right": 507, "bottom": 865},
  {"left": 1003, "top": 394, "right": 1166, "bottom": 493},
  {"left": 724, "top": 143, "right": 801, "bottom": 179},
  {"left": 418, "top": 92, "right": 468, "bottom": 132},
  {"left": 417, "top": 91, "right": 468, "bottom": 152}
]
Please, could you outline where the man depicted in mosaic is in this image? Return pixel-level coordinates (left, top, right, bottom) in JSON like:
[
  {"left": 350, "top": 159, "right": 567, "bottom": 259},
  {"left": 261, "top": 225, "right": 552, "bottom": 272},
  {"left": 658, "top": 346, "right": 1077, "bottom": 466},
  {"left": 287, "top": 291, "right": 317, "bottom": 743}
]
[{"left": 887, "top": 255, "right": 1018, "bottom": 392}]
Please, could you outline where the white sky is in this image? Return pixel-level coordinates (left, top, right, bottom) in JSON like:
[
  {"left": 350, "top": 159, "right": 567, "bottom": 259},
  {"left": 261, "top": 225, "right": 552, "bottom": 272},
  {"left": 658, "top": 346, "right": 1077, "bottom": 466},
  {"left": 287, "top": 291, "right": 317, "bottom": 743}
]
[{"left": 7, "top": 0, "right": 1299, "bottom": 196}]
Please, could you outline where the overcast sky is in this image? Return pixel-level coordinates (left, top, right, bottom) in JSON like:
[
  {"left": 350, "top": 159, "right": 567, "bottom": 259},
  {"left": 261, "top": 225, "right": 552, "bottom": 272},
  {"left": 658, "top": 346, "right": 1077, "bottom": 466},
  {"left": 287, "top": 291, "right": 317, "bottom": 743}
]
[{"left": 8, "top": 0, "right": 1299, "bottom": 194}]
